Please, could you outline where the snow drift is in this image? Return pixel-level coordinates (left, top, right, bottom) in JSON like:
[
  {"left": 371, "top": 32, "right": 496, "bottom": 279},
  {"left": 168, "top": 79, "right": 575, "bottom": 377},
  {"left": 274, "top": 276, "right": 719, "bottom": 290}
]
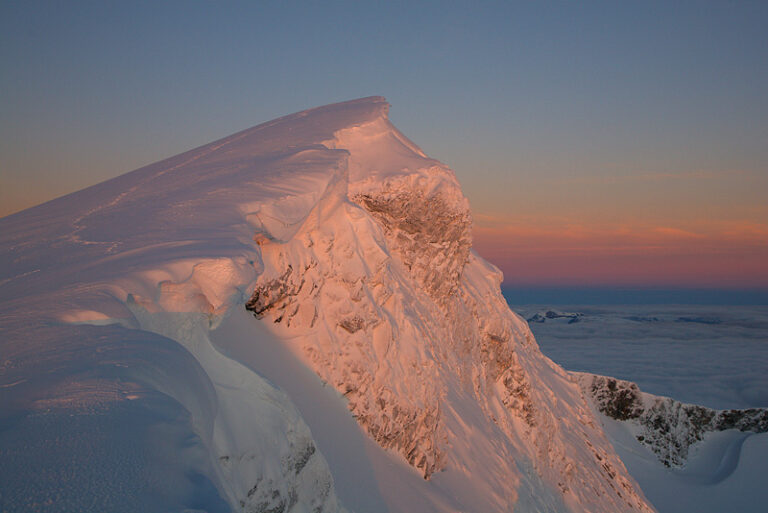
[{"left": 0, "top": 97, "right": 655, "bottom": 512}]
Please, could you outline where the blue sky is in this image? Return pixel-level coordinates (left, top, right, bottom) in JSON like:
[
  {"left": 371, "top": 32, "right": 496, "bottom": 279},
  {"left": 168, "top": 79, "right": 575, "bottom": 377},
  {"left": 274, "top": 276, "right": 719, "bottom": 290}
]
[{"left": 2, "top": 1, "right": 767, "bottom": 288}]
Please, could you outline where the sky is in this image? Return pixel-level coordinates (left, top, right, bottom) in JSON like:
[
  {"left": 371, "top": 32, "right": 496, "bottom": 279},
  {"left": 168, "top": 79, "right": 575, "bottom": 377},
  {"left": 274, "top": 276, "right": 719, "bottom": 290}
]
[{"left": 2, "top": 1, "right": 767, "bottom": 291}]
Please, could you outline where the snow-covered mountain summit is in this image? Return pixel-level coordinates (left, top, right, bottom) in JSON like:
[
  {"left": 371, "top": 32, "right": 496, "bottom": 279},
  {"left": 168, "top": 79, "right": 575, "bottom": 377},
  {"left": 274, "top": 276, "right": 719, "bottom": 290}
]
[{"left": 1, "top": 97, "right": 654, "bottom": 512}]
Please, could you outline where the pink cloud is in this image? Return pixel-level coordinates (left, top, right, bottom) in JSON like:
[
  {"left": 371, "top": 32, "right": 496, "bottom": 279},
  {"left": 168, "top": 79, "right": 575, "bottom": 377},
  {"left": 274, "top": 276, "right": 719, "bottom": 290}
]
[{"left": 472, "top": 218, "right": 768, "bottom": 287}]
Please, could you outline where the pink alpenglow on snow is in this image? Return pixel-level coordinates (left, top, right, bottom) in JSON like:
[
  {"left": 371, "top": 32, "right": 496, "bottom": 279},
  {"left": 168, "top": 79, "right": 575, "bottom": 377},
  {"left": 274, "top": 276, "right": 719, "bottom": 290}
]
[{"left": 0, "top": 98, "right": 656, "bottom": 512}]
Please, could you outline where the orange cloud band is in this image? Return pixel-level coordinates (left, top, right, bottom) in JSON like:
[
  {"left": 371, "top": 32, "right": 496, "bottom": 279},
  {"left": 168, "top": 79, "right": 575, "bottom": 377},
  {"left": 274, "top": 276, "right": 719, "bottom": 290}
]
[{"left": 473, "top": 220, "right": 768, "bottom": 287}]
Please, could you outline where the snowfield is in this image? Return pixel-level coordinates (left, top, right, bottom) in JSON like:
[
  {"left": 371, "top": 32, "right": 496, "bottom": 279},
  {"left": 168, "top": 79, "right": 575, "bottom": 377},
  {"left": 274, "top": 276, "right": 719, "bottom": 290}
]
[{"left": 0, "top": 97, "right": 658, "bottom": 512}]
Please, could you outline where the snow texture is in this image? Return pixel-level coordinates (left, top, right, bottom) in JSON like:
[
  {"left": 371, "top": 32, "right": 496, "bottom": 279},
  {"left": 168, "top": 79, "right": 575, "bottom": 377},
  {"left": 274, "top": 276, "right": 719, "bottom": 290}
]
[
  {"left": 1, "top": 97, "right": 654, "bottom": 512},
  {"left": 576, "top": 373, "right": 768, "bottom": 513},
  {"left": 576, "top": 372, "right": 768, "bottom": 467}
]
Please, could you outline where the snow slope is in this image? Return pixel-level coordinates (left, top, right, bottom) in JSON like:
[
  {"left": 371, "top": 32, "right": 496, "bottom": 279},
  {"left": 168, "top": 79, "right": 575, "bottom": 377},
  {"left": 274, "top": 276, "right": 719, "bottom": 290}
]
[
  {"left": 1, "top": 97, "right": 655, "bottom": 512},
  {"left": 577, "top": 373, "right": 768, "bottom": 513},
  {"left": 576, "top": 373, "right": 767, "bottom": 467}
]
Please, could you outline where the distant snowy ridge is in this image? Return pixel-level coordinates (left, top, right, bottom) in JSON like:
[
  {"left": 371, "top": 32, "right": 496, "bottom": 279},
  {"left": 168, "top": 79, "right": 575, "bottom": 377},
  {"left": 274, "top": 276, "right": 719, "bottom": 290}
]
[
  {"left": 575, "top": 372, "right": 768, "bottom": 467},
  {"left": 1, "top": 97, "right": 655, "bottom": 512},
  {"left": 527, "top": 309, "right": 584, "bottom": 324}
]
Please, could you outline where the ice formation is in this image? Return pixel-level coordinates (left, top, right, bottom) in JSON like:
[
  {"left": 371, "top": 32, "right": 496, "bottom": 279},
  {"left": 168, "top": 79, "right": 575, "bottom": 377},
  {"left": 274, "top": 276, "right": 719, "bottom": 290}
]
[{"left": 0, "top": 97, "right": 655, "bottom": 512}]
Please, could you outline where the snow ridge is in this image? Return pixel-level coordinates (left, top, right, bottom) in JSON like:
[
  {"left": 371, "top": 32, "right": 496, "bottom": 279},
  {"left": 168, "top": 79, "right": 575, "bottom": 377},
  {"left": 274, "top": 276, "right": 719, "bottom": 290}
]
[
  {"left": 527, "top": 309, "right": 584, "bottom": 324},
  {"left": 245, "top": 101, "right": 655, "bottom": 512},
  {"left": 576, "top": 372, "right": 768, "bottom": 467},
  {"left": 0, "top": 99, "right": 392, "bottom": 513},
  {"left": 1, "top": 97, "right": 656, "bottom": 513}
]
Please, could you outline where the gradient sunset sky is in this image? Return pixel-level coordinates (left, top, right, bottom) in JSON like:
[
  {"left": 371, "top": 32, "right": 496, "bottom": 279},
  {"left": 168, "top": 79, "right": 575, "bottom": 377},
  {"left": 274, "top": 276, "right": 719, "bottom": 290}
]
[{"left": 2, "top": 1, "right": 767, "bottom": 289}]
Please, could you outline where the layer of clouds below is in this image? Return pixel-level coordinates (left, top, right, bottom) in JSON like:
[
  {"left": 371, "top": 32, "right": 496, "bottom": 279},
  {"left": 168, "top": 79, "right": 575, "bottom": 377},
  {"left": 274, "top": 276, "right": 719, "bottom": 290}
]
[{"left": 509, "top": 304, "right": 768, "bottom": 410}]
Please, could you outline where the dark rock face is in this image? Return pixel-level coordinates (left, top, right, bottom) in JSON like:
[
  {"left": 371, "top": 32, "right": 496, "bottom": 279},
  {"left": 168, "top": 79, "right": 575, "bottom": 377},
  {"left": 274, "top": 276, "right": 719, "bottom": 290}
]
[
  {"left": 338, "top": 315, "right": 365, "bottom": 334},
  {"left": 587, "top": 377, "right": 644, "bottom": 421},
  {"left": 577, "top": 373, "right": 768, "bottom": 467},
  {"left": 352, "top": 187, "right": 472, "bottom": 302},
  {"left": 246, "top": 265, "right": 297, "bottom": 319},
  {"left": 714, "top": 408, "right": 768, "bottom": 432}
]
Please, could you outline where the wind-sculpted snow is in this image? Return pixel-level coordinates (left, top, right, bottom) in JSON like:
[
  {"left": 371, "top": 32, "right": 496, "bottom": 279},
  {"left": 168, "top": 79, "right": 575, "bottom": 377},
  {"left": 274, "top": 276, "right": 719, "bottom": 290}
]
[
  {"left": 0, "top": 99, "right": 390, "bottom": 513},
  {"left": 2, "top": 97, "right": 655, "bottom": 512},
  {"left": 247, "top": 173, "right": 448, "bottom": 477},
  {"left": 244, "top": 101, "right": 655, "bottom": 512},
  {"left": 576, "top": 372, "right": 768, "bottom": 467}
]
